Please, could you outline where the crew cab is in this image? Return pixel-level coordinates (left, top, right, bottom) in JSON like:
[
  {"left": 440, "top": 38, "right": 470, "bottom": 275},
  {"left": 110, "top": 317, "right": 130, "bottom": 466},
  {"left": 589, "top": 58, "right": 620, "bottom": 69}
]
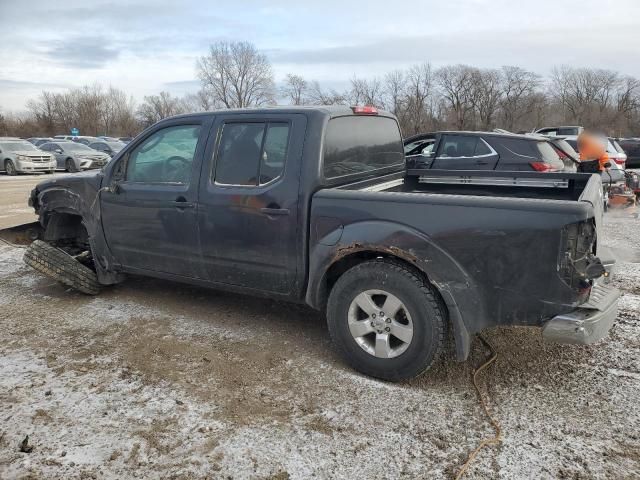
[{"left": 26, "top": 106, "right": 619, "bottom": 381}]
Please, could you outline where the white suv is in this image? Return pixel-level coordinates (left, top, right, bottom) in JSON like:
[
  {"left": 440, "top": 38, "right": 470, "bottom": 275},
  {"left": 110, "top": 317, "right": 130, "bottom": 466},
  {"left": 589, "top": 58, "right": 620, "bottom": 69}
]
[{"left": 0, "top": 138, "right": 56, "bottom": 175}]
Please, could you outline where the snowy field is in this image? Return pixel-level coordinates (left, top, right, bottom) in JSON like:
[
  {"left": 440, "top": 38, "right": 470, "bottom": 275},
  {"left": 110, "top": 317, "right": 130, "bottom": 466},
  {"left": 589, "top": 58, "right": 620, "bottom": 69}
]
[{"left": 0, "top": 213, "right": 638, "bottom": 479}]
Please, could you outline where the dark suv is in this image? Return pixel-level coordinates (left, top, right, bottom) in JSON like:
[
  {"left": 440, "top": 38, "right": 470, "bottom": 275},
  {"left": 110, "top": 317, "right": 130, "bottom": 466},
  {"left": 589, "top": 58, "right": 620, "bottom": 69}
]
[
  {"left": 404, "top": 131, "right": 566, "bottom": 172},
  {"left": 617, "top": 138, "right": 640, "bottom": 168}
]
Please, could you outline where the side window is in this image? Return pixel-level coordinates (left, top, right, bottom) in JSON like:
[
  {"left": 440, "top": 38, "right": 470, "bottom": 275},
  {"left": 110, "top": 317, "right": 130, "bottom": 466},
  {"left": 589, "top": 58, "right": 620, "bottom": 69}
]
[
  {"left": 41, "top": 144, "right": 50, "bottom": 152},
  {"left": 437, "top": 135, "right": 478, "bottom": 158},
  {"left": 126, "top": 125, "right": 201, "bottom": 184},
  {"left": 214, "top": 122, "right": 290, "bottom": 186},
  {"left": 260, "top": 123, "right": 289, "bottom": 184},
  {"left": 474, "top": 138, "right": 493, "bottom": 156},
  {"left": 489, "top": 138, "right": 539, "bottom": 161}
]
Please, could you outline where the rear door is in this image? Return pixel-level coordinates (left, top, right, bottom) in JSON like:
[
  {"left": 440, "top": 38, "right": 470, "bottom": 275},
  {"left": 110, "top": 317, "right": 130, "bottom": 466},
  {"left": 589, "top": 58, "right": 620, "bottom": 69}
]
[
  {"left": 197, "top": 113, "right": 307, "bottom": 294},
  {"left": 100, "top": 116, "right": 212, "bottom": 277},
  {"left": 431, "top": 134, "right": 498, "bottom": 170}
]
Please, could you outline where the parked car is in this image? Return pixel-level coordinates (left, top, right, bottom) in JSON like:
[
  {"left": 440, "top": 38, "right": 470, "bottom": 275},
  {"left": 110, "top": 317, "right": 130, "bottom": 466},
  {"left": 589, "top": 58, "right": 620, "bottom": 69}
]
[
  {"left": 39, "top": 141, "right": 111, "bottom": 172},
  {"left": 118, "top": 137, "right": 133, "bottom": 144},
  {"left": 26, "top": 106, "right": 618, "bottom": 381},
  {"left": 617, "top": 138, "right": 640, "bottom": 168},
  {"left": 88, "top": 140, "right": 126, "bottom": 157},
  {"left": 53, "top": 135, "right": 75, "bottom": 141},
  {"left": 404, "top": 131, "right": 566, "bottom": 172},
  {"left": 535, "top": 126, "right": 584, "bottom": 136},
  {"left": 73, "top": 136, "right": 99, "bottom": 146},
  {"left": 97, "top": 135, "right": 121, "bottom": 142},
  {"left": 27, "top": 137, "right": 55, "bottom": 147},
  {"left": 0, "top": 137, "right": 56, "bottom": 175}
]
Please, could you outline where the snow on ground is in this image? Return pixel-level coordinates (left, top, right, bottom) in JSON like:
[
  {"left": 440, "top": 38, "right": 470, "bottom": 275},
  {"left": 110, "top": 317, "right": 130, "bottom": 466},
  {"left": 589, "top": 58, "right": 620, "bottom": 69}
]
[{"left": 0, "top": 213, "right": 639, "bottom": 479}]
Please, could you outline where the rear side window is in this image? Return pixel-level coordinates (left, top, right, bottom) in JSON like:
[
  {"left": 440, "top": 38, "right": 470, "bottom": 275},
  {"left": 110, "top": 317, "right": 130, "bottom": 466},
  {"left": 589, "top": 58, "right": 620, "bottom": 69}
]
[
  {"left": 214, "top": 122, "right": 289, "bottom": 186},
  {"left": 323, "top": 116, "right": 403, "bottom": 179}
]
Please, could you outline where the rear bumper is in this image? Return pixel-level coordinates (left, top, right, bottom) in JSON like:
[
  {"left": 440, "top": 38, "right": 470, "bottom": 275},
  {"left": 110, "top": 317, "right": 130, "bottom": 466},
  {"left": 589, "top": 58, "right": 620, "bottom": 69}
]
[{"left": 542, "top": 283, "right": 620, "bottom": 344}]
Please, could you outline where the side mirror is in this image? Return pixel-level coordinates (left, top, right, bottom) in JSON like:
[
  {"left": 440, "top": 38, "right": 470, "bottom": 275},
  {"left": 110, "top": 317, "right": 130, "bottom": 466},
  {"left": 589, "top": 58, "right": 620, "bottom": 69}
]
[
  {"left": 55, "top": 149, "right": 63, "bottom": 154},
  {"left": 604, "top": 162, "right": 612, "bottom": 168}
]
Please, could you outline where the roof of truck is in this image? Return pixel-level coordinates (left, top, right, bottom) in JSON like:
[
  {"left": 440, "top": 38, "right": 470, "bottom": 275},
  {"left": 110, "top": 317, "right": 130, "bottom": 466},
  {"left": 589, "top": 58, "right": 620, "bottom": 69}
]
[{"left": 167, "top": 105, "right": 396, "bottom": 121}]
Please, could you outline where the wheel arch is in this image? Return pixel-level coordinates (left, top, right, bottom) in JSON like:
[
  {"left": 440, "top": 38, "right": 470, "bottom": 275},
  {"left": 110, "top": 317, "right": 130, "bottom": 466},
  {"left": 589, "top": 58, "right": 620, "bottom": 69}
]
[{"left": 307, "top": 220, "right": 483, "bottom": 361}]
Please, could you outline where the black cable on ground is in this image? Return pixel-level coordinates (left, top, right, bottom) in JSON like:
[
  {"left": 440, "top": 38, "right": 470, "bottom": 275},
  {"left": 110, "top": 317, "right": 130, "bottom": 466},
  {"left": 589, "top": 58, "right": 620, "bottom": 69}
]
[{"left": 455, "top": 334, "right": 501, "bottom": 480}]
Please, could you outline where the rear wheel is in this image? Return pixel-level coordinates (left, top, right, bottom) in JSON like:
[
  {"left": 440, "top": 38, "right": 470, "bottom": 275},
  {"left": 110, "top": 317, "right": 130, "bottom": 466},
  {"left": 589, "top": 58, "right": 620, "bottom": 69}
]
[
  {"left": 5, "top": 159, "right": 17, "bottom": 176},
  {"left": 24, "top": 240, "right": 100, "bottom": 295},
  {"left": 327, "top": 258, "right": 446, "bottom": 381}
]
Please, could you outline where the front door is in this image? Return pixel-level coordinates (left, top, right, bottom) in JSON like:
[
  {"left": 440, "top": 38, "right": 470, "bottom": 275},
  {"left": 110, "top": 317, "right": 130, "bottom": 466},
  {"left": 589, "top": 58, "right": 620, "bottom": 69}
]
[
  {"left": 197, "top": 113, "right": 306, "bottom": 294},
  {"left": 101, "top": 118, "right": 210, "bottom": 278}
]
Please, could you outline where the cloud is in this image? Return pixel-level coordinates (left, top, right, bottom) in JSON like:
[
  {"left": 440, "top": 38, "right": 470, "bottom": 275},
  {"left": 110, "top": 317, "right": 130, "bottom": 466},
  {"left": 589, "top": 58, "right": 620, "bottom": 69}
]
[
  {"left": 41, "top": 36, "right": 120, "bottom": 69},
  {"left": 0, "top": 79, "right": 69, "bottom": 89}
]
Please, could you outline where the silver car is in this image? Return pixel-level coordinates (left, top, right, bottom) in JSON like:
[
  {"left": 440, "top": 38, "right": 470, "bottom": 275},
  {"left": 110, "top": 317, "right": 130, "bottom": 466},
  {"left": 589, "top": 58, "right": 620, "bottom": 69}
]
[
  {"left": 39, "top": 141, "right": 111, "bottom": 172},
  {"left": 0, "top": 137, "right": 56, "bottom": 175}
]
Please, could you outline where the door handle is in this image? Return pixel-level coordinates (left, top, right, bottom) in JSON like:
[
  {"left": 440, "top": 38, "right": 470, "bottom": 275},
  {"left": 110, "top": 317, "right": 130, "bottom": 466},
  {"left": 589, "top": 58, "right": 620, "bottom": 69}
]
[
  {"left": 172, "top": 196, "right": 195, "bottom": 209},
  {"left": 260, "top": 207, "right": 290, "bottom": 216},
  {"left": 475, "top": 160, "right": 489, "bottom": 165}
]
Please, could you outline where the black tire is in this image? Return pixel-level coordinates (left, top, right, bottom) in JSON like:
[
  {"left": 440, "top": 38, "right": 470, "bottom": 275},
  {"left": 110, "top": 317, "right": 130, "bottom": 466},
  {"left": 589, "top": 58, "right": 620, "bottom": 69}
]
[
  {"left": 5, "top": 159, "right": 17, "bottom": 176},
  {"left": 23, "top": 240, "right": 100, "bottom": 295},
  {"left": 65, "top": 158, "right": 78, "bottom": 173},
  {"left": 327, "top": 258, "right": 446, "bottom": 381},
  {"left": 46, "top": 170, "right": 54, "bottom": 174}
]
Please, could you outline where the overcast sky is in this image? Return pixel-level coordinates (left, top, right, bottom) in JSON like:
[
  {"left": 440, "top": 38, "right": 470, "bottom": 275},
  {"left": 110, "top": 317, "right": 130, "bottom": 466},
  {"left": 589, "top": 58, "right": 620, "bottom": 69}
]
[{"left": 1, "top": 0, "right": 639, "bottom": 111}]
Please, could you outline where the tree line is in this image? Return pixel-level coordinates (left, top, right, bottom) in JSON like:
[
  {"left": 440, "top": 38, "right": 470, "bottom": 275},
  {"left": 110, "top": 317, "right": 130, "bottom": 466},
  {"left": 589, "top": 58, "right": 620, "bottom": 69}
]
[{"left": 1, "top": 40, "right": 639, "bottom": 138}]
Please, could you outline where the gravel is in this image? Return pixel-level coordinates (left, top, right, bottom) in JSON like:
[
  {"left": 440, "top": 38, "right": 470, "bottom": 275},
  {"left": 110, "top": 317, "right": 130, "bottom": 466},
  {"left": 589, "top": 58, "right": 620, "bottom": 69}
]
[{"left": 0, "top": 212, "right": 638, "bottom": 479}]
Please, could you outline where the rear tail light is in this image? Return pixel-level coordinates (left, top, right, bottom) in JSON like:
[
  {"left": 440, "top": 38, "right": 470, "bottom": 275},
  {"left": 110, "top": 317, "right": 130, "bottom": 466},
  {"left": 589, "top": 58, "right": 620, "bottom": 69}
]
[
  {"left": 613, "top": 158, "right": 626, "bottom": 166},
  {"left": 351, "top": 105, "right": 378, "bottom": 115},
  {"left": 558, "top": 220, "right": 599, "bottom": 294},
  {"left": 530, "top": 161, "right": 553, "bottom": 172}
]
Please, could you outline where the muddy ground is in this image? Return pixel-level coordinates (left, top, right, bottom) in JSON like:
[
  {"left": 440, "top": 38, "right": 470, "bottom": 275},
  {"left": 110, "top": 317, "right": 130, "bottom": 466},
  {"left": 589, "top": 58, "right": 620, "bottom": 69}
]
[{"left": 0, "top": 212, "right": 638, "bottom": 479}]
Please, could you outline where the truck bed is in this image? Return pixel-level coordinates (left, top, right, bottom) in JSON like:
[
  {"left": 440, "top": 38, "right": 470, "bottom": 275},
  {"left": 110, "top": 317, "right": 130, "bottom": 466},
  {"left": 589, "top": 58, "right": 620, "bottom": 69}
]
[
  {"left": 344, "top": 169, "right": 597, "bottom": 202},
  {"left": 309, "top": 169, "right": 604, "bottom": 358}
]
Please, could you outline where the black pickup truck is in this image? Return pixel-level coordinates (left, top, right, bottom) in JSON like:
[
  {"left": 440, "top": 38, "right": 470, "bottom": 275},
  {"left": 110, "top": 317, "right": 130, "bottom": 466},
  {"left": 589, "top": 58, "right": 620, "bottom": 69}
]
[{"left": 26, "top": 106, "right": 619, "bottom": 381}]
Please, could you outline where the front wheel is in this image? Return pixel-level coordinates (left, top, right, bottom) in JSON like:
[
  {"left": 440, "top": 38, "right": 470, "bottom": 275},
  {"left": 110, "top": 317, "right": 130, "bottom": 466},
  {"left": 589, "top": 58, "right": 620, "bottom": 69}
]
[
  {"left": 327, "top": 258, "right": 446, "bottom": 381},
  {"left": 5, "top": 159, "right": 17, "bottom": 176},
  {"left": 65, "top": 158, "right": 78, "bottom": 173}
]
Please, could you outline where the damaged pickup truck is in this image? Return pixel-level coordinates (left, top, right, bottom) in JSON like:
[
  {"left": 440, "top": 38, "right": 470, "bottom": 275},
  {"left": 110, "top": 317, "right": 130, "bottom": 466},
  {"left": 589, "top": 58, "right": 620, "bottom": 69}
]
[{"left": 25, "top": 106, "right": 619, "bottom": 381}]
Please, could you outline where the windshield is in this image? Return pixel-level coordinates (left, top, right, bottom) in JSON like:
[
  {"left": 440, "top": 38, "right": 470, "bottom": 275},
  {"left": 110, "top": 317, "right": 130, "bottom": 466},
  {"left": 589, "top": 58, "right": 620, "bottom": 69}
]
[
  {"left": 62, "top": 143, "right": 95, "bottom": 153},
  {"left": 612, "top": 140, "right": 625, "bottom": 154},
  {"left": 105, "top": 141, "right": 125, "bottom": 151},
  {"left": 0, "top": 141, "right": 39, "bottom": 151}
]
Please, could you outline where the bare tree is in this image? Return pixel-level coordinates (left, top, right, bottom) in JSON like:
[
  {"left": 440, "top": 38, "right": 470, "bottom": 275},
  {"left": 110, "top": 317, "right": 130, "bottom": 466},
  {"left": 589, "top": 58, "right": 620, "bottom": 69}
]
[
  {"left": 435, "top": 64, "right": 477, "bottom": 130},
  {"left": 349, "top": 76, "right": 384, "bottom": 107},
  {"left": 137, "top": 91, "right": 185, "bottom": 127},
  {"left": 472, "top": 69, "right": 503, "bottom": 130},
  {"left": 499, "top": 66, "right": 541, "bottom": 131},
  {"left": 383, "top": 70, "right": 407, "bottom": 116},
  {"left": 307, "top": 81, "right": 347, "bottom": 105},
  {"left": 197, "top": 41, "right": 275, "bottom": 108},
  {"left": 182, "top": 89, "right": 215, "bottom": 113},
  {"left": 281, "top": 74, "right": 308, "bottom": 105},
  {"left": 404, "top": 63, "right": 435, "bottom": 134}
]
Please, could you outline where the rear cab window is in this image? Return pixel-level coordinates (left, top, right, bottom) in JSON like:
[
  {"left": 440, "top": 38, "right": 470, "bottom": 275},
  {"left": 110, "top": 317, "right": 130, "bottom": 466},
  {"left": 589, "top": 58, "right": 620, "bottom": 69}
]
[{"left": 323, "top": 115, "right": 404, "bottom": 180}]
